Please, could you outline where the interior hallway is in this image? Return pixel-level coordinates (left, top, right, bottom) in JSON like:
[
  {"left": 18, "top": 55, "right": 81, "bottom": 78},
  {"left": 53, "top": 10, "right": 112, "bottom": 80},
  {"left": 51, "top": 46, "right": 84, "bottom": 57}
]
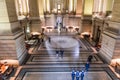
[
  {"left": 15, "top": 41, "right": 117, "bottom": 80},
  {"left": 1, "top": 0, "right": 120, "bottom": 80},
  {"left": 15, "top": 31, "right": 117, "bottom": 80},
  {"left": 11, "top": 14, "right": 118, "bottom": 80}
]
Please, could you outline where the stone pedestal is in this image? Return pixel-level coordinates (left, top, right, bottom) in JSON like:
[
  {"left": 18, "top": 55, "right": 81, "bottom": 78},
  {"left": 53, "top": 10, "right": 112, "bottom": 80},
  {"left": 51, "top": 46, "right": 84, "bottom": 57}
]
[
  {"left": 30, "top": 19, "right": 41, "bottom": 32},
  {"left": 0, "top": 32, "right": 27, "bottom": 65}
]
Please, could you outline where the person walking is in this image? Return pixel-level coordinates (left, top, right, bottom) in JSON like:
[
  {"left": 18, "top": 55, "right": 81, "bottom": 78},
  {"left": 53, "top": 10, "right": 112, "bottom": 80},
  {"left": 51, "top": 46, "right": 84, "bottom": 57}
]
[
  {"left": 56, "top": 50, "right": 59, "bottom": 58},
  {"left": 87, "top": 54, "right": 93, "bottom": 63},
  {"left": 76, "top": 71, "right": 80, "bottom": 80},
  {"left": 71, "top": 70, "right": 76, "bottom": 80},
  {"left": 85, "top": 62, "right": 90, "bottom": 71}
]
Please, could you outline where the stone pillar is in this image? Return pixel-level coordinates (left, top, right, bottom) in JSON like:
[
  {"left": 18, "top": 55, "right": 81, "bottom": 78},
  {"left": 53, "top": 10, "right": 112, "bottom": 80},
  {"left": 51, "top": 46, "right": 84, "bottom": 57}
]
[
  {"left": 37, "top": 0, "right": 44, "bottom": 19},
  {"left": 100, "top": 0, "right": 120, "bottom": 64},
  {"left": 69, "top": 0, "right": 74, "bottom": 13},
  {"left": 29, "top": 0, "right": 39, "bottom": 19},
  {"left": 0, "top": 0, "right": 27, "bottom": 65},
  {"left": 76, "top": 0, "right": 82, "bottom": 16},
  {"left": 29, "top": 0, "right": 42, "bottom": 32}
]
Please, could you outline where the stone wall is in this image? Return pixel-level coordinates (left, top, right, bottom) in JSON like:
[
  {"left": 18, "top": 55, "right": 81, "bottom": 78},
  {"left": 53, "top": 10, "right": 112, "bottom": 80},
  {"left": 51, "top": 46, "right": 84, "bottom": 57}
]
[
  {"left": 100, "top": 33, "right": 116, "bottom": 63},
  {"left": 15, "top": 32, "right": 27, "bottom": 64},
  {"left": 0, "top": 39, "right": 17, "bottom": 59},
  {"left": 0, "top": 32, "right": 27, "bottom": 65},
  {"left": 30, "top": 20, "right": 41, "bottom": 32},
  {"left": 99, "top": 21, "right": 120, "bottom": 63},
  {"left": 113, "top": 39, "right": 120, "bottom": 59}
]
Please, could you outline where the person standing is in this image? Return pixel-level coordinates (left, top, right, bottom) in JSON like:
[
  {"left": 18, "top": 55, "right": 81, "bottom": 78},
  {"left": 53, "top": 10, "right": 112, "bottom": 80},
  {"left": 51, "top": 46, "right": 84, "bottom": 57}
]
[
  {"left": 71, "top": 70, "right": 76, "bottom": 80},
  {"left": 76, "top": 71, "right": 80, "bottom": 80},
  {"left": 81, "top": 70, "right": 85, "bottom": 80}
]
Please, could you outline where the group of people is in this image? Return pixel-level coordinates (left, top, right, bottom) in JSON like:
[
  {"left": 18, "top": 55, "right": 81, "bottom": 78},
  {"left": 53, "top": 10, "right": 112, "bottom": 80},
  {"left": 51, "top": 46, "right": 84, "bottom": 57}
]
[
  {"left": 71, "top": 54, "right": 93, "bottom": 80},
  {"left": 56, "top": 50, "right": 64, "bottom": 59},
  {"left": 71, "top": 70, "right": 85, "bottom": 80}
]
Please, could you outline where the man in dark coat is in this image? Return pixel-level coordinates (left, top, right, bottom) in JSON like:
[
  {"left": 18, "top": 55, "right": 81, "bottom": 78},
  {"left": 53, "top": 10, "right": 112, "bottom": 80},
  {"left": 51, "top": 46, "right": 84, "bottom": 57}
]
[{"left": 87, "top": 54, "right": 93, "bottom": 63}]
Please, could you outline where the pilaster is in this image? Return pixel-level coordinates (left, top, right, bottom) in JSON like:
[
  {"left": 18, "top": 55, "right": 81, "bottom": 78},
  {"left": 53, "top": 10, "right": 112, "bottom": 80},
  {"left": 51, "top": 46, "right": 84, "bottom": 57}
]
[{"left": 0, "top": 0, "right": 27, "bottom": 65}]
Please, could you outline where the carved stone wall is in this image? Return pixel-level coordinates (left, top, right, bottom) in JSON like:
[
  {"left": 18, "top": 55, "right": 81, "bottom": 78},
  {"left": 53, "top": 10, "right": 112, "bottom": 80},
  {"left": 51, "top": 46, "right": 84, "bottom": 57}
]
[
  {"left": 92, "top": 18, "right": 104, "bottom": 43},
  {"left": 0, "top": 0, "right": 27, "bottom": 65},
  {"left": 100, "top": 21, "right": 120, "bottom": 63},
  {"left": 100, "top": 33, "right": 116, "bottom": 63}
]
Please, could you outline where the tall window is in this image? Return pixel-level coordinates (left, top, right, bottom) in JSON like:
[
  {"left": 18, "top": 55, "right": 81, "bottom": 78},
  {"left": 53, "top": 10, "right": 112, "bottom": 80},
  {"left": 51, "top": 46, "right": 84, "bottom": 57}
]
[{"left": 15, "top": 0, "right": 29, "bottom": 16}]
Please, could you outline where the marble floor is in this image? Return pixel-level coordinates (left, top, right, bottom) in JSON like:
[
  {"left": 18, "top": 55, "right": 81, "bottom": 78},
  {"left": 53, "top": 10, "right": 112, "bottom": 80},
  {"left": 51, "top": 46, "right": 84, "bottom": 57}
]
[
  {"left": 14, "top": 36, "right": 118, "bottom": 80},
  {"left": 23, "top": 72, "right": 112, "bottom": 80},
  {"left": 15, "top": 66, "right": 117, "bottom": 80},
  {"left": 13, "top": 15, "right": 119, "bottom": 80}
]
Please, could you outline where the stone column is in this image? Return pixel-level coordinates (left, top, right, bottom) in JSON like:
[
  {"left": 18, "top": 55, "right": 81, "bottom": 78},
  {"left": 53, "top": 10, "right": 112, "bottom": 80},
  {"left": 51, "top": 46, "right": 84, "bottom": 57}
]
[
  {"left": 0, "top": 0, "right": 27, "bottom": 65},
  {"left": 100, "top": 0, "right": 120, "bottom": 64},
  {"left": 38, "top": 0, "right": 45, "bottom": 30},
  {"left": 76, "top": 0, "right": 83, "bottom": 33},
  {"left": 76, "top": 0, "right": 82, "bottom": 16},
  {"left": 29, "top": 0, "right": 42, "bottom": 32},
  {"left": 37, "top": 0, "right": 44, "bottom": 19},
  {"left": 69, "top": 0, "right": 74, "bottom": 13},
  {"left": 29, "top": 0, "right": 39, "bottom": 19}
]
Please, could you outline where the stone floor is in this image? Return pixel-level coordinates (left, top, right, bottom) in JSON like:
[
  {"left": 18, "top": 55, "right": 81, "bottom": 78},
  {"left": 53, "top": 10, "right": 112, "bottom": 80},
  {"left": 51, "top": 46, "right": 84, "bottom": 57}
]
[
  {"left": 14, "top": 36, "right": 119, "bottom": 80},
  {"left": 12, "top": 15, "right": 119, "bottom": 80},
  {"left": 23, "top": 72, "right": 112, "bottom": 80},
  {"left": 15, "top": 66, "right": 117, "bottom": 80}
]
